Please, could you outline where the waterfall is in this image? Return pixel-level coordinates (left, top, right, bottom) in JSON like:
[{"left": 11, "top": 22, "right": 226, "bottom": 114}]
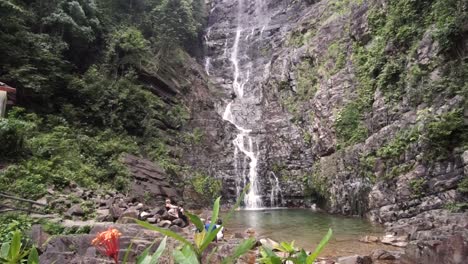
[
  {"left": 205, "top": 0, "right": 276, "bottom": 209},
  {"left": 204, "top": 57, "right": 211, "bottom": 76},
  {"left": 269, "top": 172, "right": 283, "bottom": 207}
]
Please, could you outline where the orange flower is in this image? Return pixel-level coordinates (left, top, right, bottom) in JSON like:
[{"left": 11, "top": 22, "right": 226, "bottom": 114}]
[{"left": 92, "top": 228, "right": 122, "bottom": 264}]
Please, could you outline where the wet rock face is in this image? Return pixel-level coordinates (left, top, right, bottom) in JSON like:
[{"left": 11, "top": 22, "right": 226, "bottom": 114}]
[{"left": 193, "top": 0, "right": 467, "bottom": 246}]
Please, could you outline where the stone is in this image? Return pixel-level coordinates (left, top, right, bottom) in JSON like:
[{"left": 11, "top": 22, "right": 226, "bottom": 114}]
[
  {"left": 401, "top": 234, "right": 468, "bottom": 264},
  {"left": 381, "top": 234, "right": 408, "bottom": 247},
  {"left": 371, "top": 249, "right": 398, "bottom": 261},
  {"left": 31, "top": 225, "right": 50, "bottom": 251},
  {"left": 117, "top": 208, "right": 138, "bottom": 224},
  {"left": 337, "top": 255, "right": 372, "bottom": 264},
  {"left": 157, "top": 220, "right": 172, "bottom": 228},
  {"left": 65, "top": 204, "right": 85, "bottom": 218},
  {"left": 171, "top": 218, "right": 186, "bottom": 227},
  {"left": 139, "top": 211, "right": 151, "bottom": 220},
  {"left": 359, "top": 236, "right": 379, "bottom": 243},
  {"left": 147, "top": 217, "right": 158, "bottom": 224},
  {"left": 109, "top": 205, "right": 123, "bottom": 221},
  {"left": 259, "top": 238, "right": 279, "bottom": 249},
  {"left": 169, "top": 225, "right": 183, "bottom": 233}
]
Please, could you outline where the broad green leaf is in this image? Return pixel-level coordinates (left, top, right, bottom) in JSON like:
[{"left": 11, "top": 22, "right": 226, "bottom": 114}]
[
  {"left": 136, "top": 246, "right": 150, "bottom": 264},
  {"left": 149, "top": 236, "right": 167, "bottom": 263},
  {"left": 296, "top": 249, "right": 308, "bottom": 264},
  {"left": 173, "top": 245, "right": 199, "bottom": 264},
  {"left": 9, "top": 230, "right": 22, "bottom": 259},
  {"left": 1, "top": 243, "right": 10, "bottom": 258},
  {"left": 137, "top": 236, "right": 159, "bottom": 264},
  {"left": 199, "top": 226, "right": 222, "bottom": 252},
  {"left": 208, "top": 197, "right": 221, "bottom": 233},
  {"left": 185, "top": 212, "right": 204, "bottom": 232},
  {"left": 194, "top": 230, "right": 206, "bottom": 249},
  {"left": 135, "top": 219, "right": 195, "bottom": 253},
  {"left": 258, "top": 246, "right": 282, "bottom": 264},
  {"left": 306, "top": 228, "right": 333, "bottom": 264},
  {"left": 27, "top": 247, "right": 39, "bottom": 264},
  {"left": 277, "top": 241, "right": 295, "bottom": 254},
  {"left": 222, "top": 238, "right": 256, "bottom": 264}
]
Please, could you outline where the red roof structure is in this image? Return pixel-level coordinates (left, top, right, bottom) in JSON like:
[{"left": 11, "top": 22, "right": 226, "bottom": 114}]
[{"left": 0, "top": 82, "right": 17, "bottom": 105}]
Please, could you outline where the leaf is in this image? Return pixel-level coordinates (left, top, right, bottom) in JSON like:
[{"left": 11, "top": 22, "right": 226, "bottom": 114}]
[
  {"left": 27, "top": 247, "right": 39, "bottom": 264},
  {"left": 222, "top": 238, "right": 256, "bottom": 264},
  {"left": 193, "top": 230, "right": 206, "bottom": 249},
  {"left": 208, "top": 197, "right": 221, "bottom": 233},
  {"left": 173, "top": 245, "right": 199, "bottom": 264},
  {"left": 199, "top": 226, "right": 222, "bottom": 252},
  {"left": 135, "top": 219, "right": 195, "bottom": 252},
  {"left": 185, "top": 211, "right": 204, "bottom": 232},
  {"left": 0, "top": 243, "right": 10, "bottom": 258},
  {"left": 9, "top": 230, "right": 22, "bottom": 260},
  {"left": 149, "top": 236, "right": 167, "bottom": 263},
  {"left": 306, "top": 228, "right": 333, "bottom": 264},
  {"left": 258, "top": 246, "right": 282, "bottom": 264},
  {"left": 296, "top": 249, "right": 308, "bottom": 264}
]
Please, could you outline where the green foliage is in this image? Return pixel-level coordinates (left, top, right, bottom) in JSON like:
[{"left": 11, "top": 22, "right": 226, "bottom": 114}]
[
  {"left": 130, "top": 236, "right": 167, "bottom": 264},
  {"left": 377, "top": 128, "right": 419, "bottom": 159},
  {"left": 335, "top": 101, "right": 368, "bottom": 148},
  {"left": 445, "top": 202, "right": 468, "bottom": 213},
  {"left": 422, "top": 109, "right": 466, "bottom": 160},
  {"left": 430, "top": 0, "right": 468, "bottom": 52},
  {"left": 184, "top": 128, "right": 204, "bottom": 145},
  {"left": 409, "top": 178, "right": 426, "bottom": 198},
  {"left": 190, "top": 173, "right": 222, "bottom": 202},
  {"left": 0, "top": 109, "right": 140, "bottom": 199},
  {"left": 0, "top": 230, "right": 39, "bottom": 264},
  {"left": 151, "top": 0, "right": 200, "bottom": 51},
  {"left": 259, "top": 228, "right": 333, "bottom": 264},
  {"left": 106, "top": 27, "right": 150, "bottom": 73},
  {"left": 458, "top": 176, "right": 468, "bottom": 194},
  {"left": 295, "top": 58, "right": 318, "bottom": 100},
  {"left": 0, "top": 215, "right": 33, "bottom": 245}
]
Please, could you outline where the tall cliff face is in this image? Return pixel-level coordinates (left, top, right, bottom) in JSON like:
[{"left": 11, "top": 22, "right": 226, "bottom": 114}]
[{"left": 185, "top": 0, "right": 467, "bottom": 233}]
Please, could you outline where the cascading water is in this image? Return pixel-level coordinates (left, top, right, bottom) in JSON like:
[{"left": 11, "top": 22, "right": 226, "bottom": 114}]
[{"left": 206, "top": 0, "right": 281, "bottom": 209}]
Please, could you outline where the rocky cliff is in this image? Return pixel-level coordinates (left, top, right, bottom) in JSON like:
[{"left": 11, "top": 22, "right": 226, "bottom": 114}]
[{"left": 183, "top": 0, "right": 467, "bottom": 246}]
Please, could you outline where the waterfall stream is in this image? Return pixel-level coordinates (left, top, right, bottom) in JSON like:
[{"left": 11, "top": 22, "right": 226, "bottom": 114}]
[{"left": 206, "top": 0, "right": 280, "bottom": 209}]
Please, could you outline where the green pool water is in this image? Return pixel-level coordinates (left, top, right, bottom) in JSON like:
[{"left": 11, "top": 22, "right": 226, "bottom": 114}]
[{"left": 225, "top": 209, "right": 393, "bottom": 257}]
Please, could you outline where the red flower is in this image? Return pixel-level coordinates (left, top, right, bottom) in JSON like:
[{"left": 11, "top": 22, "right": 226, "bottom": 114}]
[{"left": 92, "top": 228, "right": 122, "bottom": 264}]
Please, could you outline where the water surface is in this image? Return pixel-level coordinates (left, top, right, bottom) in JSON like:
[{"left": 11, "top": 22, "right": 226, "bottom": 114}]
[{"left": 225, "top": 209, "right": 395, "bottom": 257}]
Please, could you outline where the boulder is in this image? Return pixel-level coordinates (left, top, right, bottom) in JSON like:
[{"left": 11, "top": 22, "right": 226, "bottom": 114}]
[
  {"left": 259, "top": 238, "right": 279, "bottom": 249},
  {"left": 371, "top": 249, "right": 402, "bottom": 261},
  {"left": 171, "top": 218, "right": 186, "bottom": 227},
  {"left": 337, "top": 255, "right": 372, "bottom": 264},
  {"left": 109, "top": 205, "right": 123, "bottom": 221},
  {"left": 117, "top": 208, "right": 138, "bottom": 224},
  {"left": 157, "top": 220, "right": 172, "bottom": 228},
  {"left": 65, "top": 204, "right": 85, "bottom": 218},
  {"left": 400, "top": 234, "right": 468, "bottom": 264}
]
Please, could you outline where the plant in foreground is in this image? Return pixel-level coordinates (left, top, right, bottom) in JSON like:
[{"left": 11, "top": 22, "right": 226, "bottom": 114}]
[
  {"left": 92, "top": 228, "right": 121, "bottom": 264},
  {"left": 259, "top": 228, "right": 333, "bottom": 264},
  {"left": 0, "top": 230, "right": 39, "bottom": 264}
]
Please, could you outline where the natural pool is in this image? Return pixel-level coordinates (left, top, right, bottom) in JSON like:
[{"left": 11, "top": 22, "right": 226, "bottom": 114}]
[{"left": 225, "top": 208, "right": 396, "bottom": 257}]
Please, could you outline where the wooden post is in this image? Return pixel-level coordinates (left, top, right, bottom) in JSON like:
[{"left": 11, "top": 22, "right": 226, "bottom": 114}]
[{"left": 0, "top": 90, "right": 6, "bottom": 118}]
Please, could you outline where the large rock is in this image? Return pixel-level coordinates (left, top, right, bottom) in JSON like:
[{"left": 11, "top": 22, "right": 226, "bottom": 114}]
[
  {"left": 400, "top": 234, "right": 468, "bottom": 264},
  {"left": 122, "top": 154, "right": 180, "bottom": 206},
  {"left": 65, "top": 204, "right": 85, "bottom": 218}
]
